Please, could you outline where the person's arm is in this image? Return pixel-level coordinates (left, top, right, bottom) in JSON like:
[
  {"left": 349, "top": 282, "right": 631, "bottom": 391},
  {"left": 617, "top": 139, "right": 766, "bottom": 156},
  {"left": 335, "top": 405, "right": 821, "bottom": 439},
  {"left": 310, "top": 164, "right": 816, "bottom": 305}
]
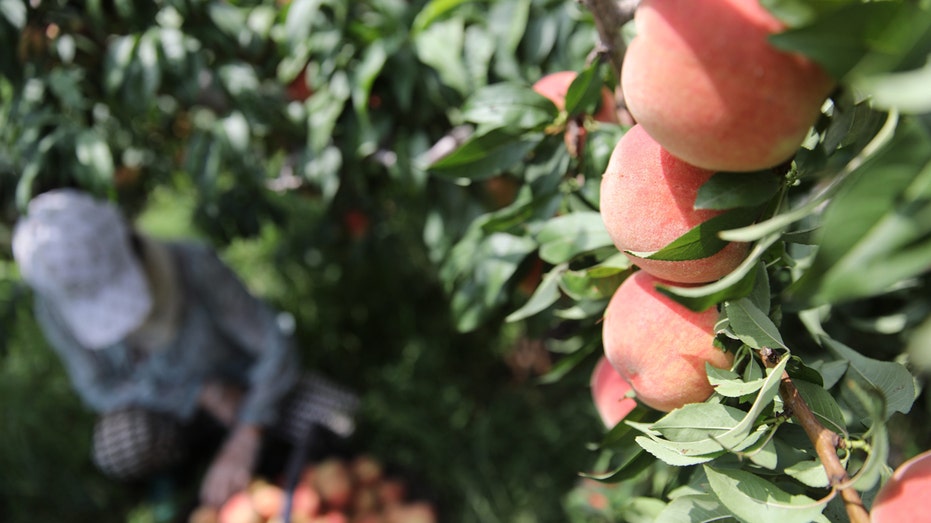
[
  {"left": 184, "top": 245, "right": 299, "bottom": 506},
  {"left": 186, "top": 244, "right": 300, "bottom": 426}
]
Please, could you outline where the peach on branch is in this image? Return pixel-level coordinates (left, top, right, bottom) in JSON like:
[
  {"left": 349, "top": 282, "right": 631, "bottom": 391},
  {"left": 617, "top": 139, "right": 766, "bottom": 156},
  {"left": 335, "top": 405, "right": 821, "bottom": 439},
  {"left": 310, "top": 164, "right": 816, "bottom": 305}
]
[
  {"left": 621, "top": 0, "right": 835, "bottom": 171},
  {"left": 533, "top": 70, "right": 619, "bottom": 155},
  {"left": 532, "top": 71, "right": 618, "bottom": 124},
  {"left": 599, "top": 124, "right": 748, "bottom": 284},
  {"left": 871, "top": 449, "right": 931, "bottom": 523},
  {"left": 602, "top": 271, "right": 733, "bottom": 412},
  {"left": 590, "top": 355, "right": 638, "bottom": 428}
]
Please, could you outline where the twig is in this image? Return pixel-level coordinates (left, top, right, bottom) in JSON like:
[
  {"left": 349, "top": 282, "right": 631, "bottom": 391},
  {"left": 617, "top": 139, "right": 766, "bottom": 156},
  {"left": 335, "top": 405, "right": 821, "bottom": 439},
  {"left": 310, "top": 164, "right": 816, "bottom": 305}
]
[
  {"left": 579, "top": 0, "right": 639, "bottom": 125},
  {"left": 759, "top": 348, "right": 870, "bottom": 523}
]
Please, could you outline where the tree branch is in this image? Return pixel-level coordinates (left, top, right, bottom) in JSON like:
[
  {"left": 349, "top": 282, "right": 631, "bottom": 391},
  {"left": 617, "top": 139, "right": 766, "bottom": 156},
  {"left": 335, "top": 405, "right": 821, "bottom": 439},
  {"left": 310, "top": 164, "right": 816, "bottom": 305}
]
[
  {"left": 580, "top": 0, "right": 639, "bottom": 126},
  {"left": 759, "top": 348, "right": 870, "bottom": 523}
]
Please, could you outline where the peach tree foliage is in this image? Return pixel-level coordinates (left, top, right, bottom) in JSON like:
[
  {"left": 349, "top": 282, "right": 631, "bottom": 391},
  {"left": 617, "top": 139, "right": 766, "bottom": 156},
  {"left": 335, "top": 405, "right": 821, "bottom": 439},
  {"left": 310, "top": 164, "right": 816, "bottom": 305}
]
[
  {"left": 0, "top": 0, "right": 610, "bottom": 521},
  {"left": 428, "top": 0, "right": 931, "bottom": 521}
]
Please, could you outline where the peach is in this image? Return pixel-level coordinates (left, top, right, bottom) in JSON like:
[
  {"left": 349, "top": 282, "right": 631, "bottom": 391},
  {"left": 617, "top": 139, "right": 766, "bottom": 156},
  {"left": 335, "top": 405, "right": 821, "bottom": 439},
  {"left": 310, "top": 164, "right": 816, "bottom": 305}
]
[
  {"left": 602, "top": 271, "right": 733, "bottom": 412},
  {"left": 313, "top": 458, "right": 354, "bottom": 511},
  {"left": 250, "top": 480, "right": 286, "bottom": 519},
  {"left": 189, "top": 506, "right": 220, "bottom": 523},
  {"left": 384, "top": 502, "right": 437, "bottom": 523},
  {"left": 218, "top": 491, "right": 261, "bottom": 523},
  {"left": 590, "top": 355, "right": 638, "bottom": 428},
  {"left": 533, "top": 70, "right": 619, "bottom": 155},
  {"left": 871, "top": 449, "right": 931, "bottom": 522},
  {"left": 621, "top": 0, "right": 835, "bottom": 171},
  {"left": 292, "top": 481, "right": 323, "bottom": 517},
  {"left": 533, "top": 71, "right": 618, "bottom": 124},
  {"left": 350, "top": 455, "right": 384, "bottom": 486},
  {"left": 376, "top": 478, "right": 407, "bottom": 507},
  {"left": 599, "top": 124, "right": 749, "bottom": 283}
]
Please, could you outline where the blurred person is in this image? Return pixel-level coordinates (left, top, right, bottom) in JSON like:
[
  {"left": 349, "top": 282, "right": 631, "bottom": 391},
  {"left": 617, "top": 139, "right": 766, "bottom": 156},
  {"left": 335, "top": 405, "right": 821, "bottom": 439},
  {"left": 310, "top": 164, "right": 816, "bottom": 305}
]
[{"left": 11, "top": 188, "right": 354, "bottom": 507}]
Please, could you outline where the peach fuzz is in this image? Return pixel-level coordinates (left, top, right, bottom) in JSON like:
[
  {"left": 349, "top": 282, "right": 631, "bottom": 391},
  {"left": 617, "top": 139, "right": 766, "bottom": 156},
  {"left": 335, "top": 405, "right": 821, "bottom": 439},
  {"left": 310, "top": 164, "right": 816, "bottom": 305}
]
[
  {"left": 599, "top": 124, "right": 748, "bottom": 284},
  {"left": 621, "top": 0, "right": 835, "bottom": 171},
  {"left": 590, "top": 355, "right": 638, "bottom": 428},
  {"left": 602, "top": 271, "right": 733, "bottom": 412},
  {"left": 871, "top": 449, "right": 931, "bottom": 523},
  {"left": 532, "top": 70, "right": 618, "bottom": 124}
]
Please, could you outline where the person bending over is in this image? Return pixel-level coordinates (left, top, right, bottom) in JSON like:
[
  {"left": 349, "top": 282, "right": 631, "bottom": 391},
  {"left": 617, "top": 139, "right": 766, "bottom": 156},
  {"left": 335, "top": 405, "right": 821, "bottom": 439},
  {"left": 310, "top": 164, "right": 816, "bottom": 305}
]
[{"left": 12, "top": 189, "right": 350, "bottom": 507}]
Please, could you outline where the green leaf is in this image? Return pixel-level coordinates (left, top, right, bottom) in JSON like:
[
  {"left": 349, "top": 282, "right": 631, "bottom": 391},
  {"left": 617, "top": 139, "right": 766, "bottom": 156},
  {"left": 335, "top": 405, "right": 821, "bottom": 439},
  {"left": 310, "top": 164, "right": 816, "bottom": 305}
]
[
  {"left": 559, "top": 268, "right": 627, "bottom": 302},
  {"left": 747, "top": 437, "right": 779, "bottom": 470},
  {"left": 652, "top": 403, "right": 748, "bottom": 442},
  {"left": 580, "top": 449, "right": 655, "bottom": 483},
  {"left": 460, "top": 83, "right": 559, "bottom": 132},
  {"left": 695, "top": 171, "right": 783, "bottom": 211},
  {"left": 792, "top": 379, "right": 847, "bottom": 435},
  {"left": 535, "top": 211, "right": 614, "bottom": 264},
  {"left": 724, "top": 298, "right": 787, "bottom": 350},
  {"left": 564, "top": 61, "right": 605, "bottom": 119},
  {"left": 843, "top": 379, "right": 890, "bottom": 491},
  {"left": 856, "top": 57, "right": 931, "bottom": 114},
  {"left": 635, "top": 436, "right": 723, "bottom": 467},
  {"left": 656, "top": 258, "right": 763, "bottom": 313},
  {"left": 655, "top": 494, "right": 735, "bottom": 523},
  {"left": 783, "top": 459, "right": 830, "bottom": 489},
  {"left": 506, "top": 263, "right": 566, "bottom": 323},
  {"left": 824, "top": 337, "right": 916, "bottom": 419},
  {"left": 415, "top": 17, "right": 471, "bottom": 94},
  {"left": 411, "top": 0, "right": 470, "bottom": 34},
  {"left": 768, "top": 2, "right": 928, "bottom": 81},
  {"left": 585, "top": 252, "right": 633, "bottom": 278},
  {"left": 75, "top": 130, "right": 115, "bottom": 186},
  {"left": 428, "top": 128, "right": 543, "bottom": 181},
  {"left": 706, "top": 366, "right": 766, "bottom": 398},
  {"left": 636, "top": 355, "right": 788, "bottom": 462},
  {"left": 1, "top": 0, "right": 26, "bottom": 29},
  {"left": 788, "top": 117, "right": 931, "bottom": 307},
  {"left": 704, "top": 466, "right": 829, "bottom": 523},
  {"left": 628, "top": 207, "right": 759, "bottom": 262},
  {"left": 759, "top": 0, "right": 859, "bottom": 27}
]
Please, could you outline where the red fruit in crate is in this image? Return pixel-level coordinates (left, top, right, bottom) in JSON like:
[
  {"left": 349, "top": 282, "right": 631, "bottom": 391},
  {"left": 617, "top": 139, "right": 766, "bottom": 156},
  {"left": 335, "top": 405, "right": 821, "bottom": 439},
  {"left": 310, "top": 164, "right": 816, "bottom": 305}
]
[
  {"left": 313, "top": 458, "right": 354, "bottom": 511},
  {"left": 218, "top": 491, "right": 262, "bottom": 523},
  {"left": 384, "top": 502, "right": 437, "bottom": 523}
]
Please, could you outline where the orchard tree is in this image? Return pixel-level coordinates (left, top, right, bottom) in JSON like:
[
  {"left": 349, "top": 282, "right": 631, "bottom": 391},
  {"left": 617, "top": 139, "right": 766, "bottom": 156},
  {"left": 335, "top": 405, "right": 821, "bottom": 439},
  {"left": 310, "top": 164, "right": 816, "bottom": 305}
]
[{"left": 428, "top": 0, "right": 931, "bottom": 522}]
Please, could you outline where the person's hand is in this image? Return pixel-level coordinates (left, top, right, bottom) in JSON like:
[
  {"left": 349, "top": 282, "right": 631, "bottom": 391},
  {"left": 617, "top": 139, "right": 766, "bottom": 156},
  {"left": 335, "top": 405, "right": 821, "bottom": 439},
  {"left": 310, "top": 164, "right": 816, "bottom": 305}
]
[
  {"left": 199, "top": 424, "right": 262, "bottom": 507},
  {"left": 198, "top": 380, "right": 244, "bottom": 427}
]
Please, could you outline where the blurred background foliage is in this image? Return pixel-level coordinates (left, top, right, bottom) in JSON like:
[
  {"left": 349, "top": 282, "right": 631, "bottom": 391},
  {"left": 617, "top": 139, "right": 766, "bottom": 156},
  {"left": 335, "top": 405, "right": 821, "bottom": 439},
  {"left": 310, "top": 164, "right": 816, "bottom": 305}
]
[{"left": 0, "top": 0, "right": 616, "bottom": 521}]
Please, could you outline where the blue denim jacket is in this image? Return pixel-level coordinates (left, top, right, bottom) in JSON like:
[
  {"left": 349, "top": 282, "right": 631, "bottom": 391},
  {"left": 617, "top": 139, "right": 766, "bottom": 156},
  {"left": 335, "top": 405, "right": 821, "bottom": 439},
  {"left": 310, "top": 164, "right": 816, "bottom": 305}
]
[{"left": 34, "top": 241, "right": 299, "bottom": 427}]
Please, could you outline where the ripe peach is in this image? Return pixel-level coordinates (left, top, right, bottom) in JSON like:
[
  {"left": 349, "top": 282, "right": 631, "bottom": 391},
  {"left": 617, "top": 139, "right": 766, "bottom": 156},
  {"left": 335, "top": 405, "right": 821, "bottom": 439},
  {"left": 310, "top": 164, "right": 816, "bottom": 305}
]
[
  {"left": 384, "top": 502, "right": 437, "bottom": 523},
  {"left": 602, "top": 271, "right": 733, "bottom": 412},
  {"left": 621, "top": 0, "right": 835, "bottom": 171},
  {"left": 599, "top": 124, "right": 749, "bottom": 284},
  {"left": 534, "top": 70, "right": 619, "bottom": 155},
  {"left": 218, "top": 491, "right": 261, "bottom": 523},
  {"left": 350, "top": 455, "right": 384, "bottom": 486},
  {"left": 533, "top": 71, "right": 618, "bottom": 124},
  {"left": 310, "top": 512, "right": 349, "bottom": 523},
  {"left": 376, "top": 478, "right": 407, "bottom": 508},
  {"left": 292, "top": 481, "right": 323, "bottom": 517},
  {"left": 590, "top": 355, "right": 638, "bottom": 428},
  {"left": 871, "top": 449, "right": 931, "bottom": 523},
  {"left": 250, "top": 480, "right": 286, "bottom": 519},
  {"left": 313, "top": 458, "right": 354, "bottom": 511},
  {"left": 189, "top": 506, "right": 220, "bottom": 523}
]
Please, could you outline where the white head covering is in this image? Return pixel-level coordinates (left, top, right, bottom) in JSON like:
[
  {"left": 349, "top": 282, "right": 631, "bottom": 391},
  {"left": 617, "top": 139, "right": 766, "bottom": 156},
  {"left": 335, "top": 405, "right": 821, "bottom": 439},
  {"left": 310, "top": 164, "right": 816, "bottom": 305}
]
[{"left": 12, "top": 189, "right": 153, "bottom": 349}]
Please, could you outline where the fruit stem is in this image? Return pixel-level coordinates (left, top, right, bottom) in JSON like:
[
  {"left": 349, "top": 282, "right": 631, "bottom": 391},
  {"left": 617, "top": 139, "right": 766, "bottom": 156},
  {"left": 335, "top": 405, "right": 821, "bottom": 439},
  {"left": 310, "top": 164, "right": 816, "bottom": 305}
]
[
  {"left": 579, "top": 0, "right": 638, "bottom": 126},
  {"left": 759, "top": 348, "right": 870, "bottom": 523}
]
